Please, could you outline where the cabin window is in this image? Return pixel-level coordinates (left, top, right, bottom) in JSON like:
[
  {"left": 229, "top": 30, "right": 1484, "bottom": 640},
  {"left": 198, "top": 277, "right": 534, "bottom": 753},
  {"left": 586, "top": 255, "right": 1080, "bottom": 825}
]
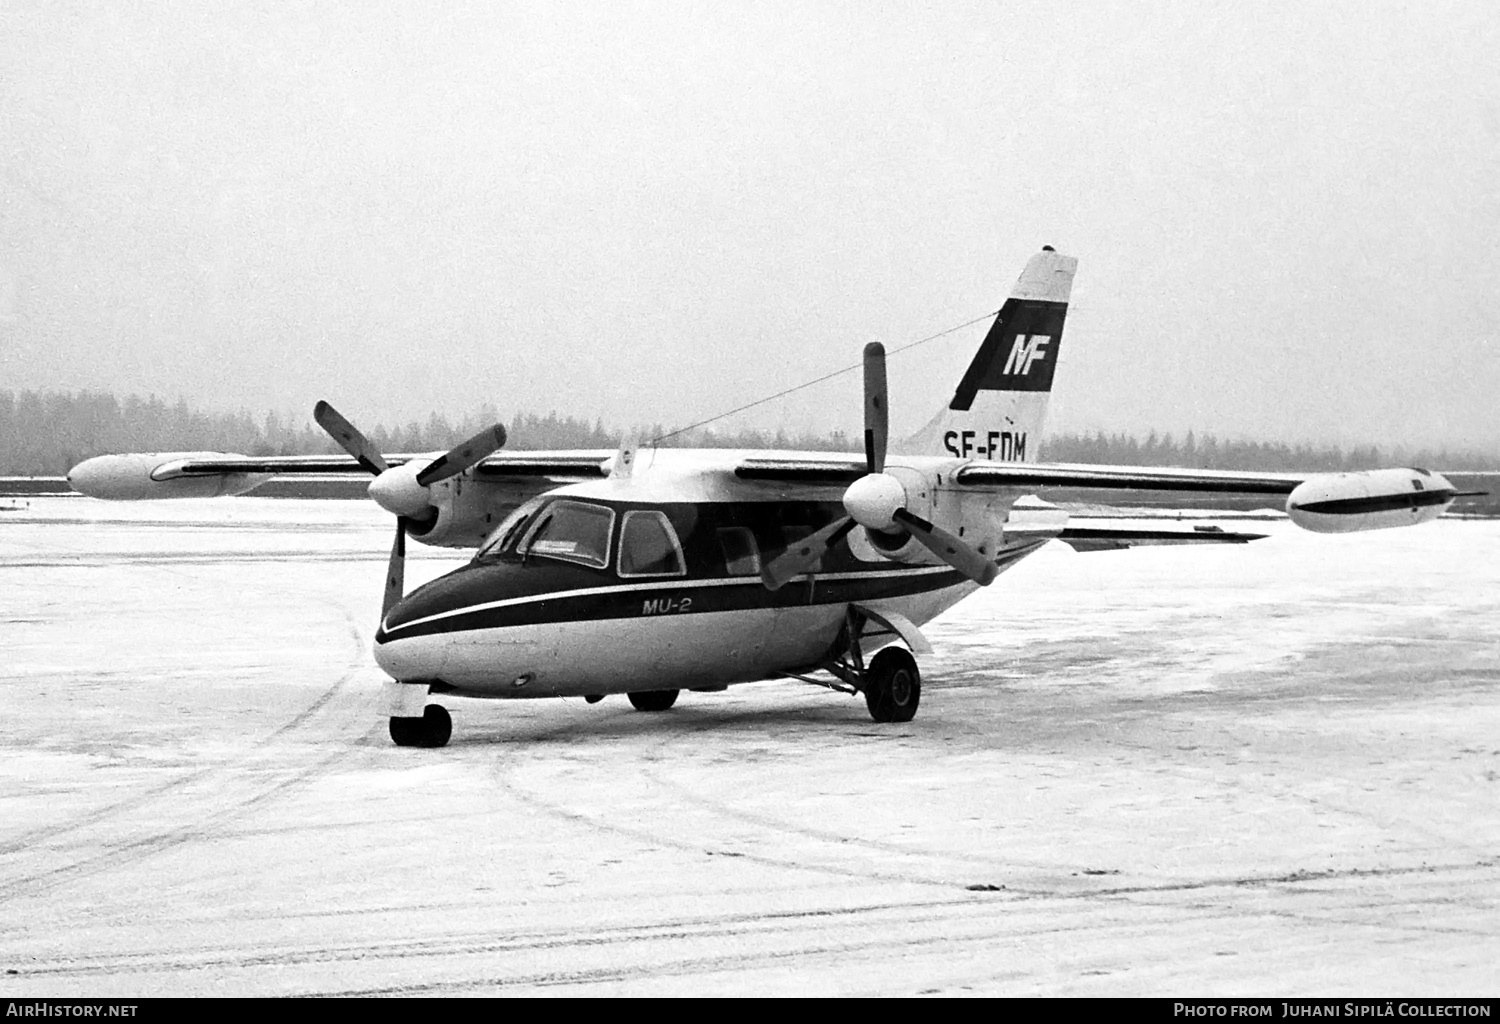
[
  {"left": 617, "top": 510, "right": 687, "bottom": 577},
  {"left": 780, "top": 524, "right": 814, "bottom": 552},
  {"left": 517, "top": 500, "right": 615, "bottom": 569},
  {"left": 717, "top": 527, "right": 761, "bottom": 576}
]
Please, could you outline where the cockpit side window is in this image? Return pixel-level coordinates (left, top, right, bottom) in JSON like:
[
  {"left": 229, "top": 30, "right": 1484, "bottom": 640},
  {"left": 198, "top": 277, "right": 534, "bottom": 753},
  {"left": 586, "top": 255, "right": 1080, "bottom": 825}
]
[
  {"left": 516, "top": 500, "right": 615, "bottom": 569},
  {"left": 618, "top": 510, "right": 687, "bottom": 578},
  {"left": 474, "top": 496, "right": 548, "bottom": 561},
  {"left": 717, "top": 526, "right": 761, "bottom": 576}
]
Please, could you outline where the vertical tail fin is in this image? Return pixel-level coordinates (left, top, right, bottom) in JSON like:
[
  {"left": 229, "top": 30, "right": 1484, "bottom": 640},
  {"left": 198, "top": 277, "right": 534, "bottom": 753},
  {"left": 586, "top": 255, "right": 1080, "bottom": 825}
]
[{"left": 897, "top": 247, "right": 1077, "bottom": 462}]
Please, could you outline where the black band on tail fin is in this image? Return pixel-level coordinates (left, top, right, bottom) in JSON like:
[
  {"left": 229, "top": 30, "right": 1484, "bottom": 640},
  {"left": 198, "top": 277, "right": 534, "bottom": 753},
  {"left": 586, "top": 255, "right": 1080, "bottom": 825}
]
[{"left": 949, "top": 299, "right": 1069, "bottom": 410}]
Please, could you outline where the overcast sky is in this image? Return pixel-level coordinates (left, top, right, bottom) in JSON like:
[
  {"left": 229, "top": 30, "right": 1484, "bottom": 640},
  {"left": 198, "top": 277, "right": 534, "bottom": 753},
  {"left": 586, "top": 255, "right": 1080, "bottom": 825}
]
[{"left": 2, "top": 2, "right": 1497, "bottom": 451}]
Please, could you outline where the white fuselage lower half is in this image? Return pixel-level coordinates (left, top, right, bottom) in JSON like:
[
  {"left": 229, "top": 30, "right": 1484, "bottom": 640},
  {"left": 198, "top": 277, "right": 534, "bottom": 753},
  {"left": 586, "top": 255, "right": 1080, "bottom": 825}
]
[{"left": 373, "top": 565, "right": 995, "bottom": 698}]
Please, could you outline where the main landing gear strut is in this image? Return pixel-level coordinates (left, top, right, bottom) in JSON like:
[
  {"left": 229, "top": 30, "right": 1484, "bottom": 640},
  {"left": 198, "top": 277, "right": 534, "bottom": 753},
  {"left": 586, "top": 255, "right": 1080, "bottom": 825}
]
[{"left": 784, "top": 606, "right": 922, "bottom": 723}]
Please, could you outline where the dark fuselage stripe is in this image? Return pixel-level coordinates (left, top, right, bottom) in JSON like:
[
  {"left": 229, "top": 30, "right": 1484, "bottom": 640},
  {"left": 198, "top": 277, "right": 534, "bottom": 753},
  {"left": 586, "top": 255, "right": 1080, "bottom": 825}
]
[
  {"left": 376, "top": 546, "right": 1042, "bottom": 642},
  {"left": 1293, "top": 490, "right": 1454, "bottom": 515},
  {"left": 376, "top": 568, "right": 964, "bottom": 641}
]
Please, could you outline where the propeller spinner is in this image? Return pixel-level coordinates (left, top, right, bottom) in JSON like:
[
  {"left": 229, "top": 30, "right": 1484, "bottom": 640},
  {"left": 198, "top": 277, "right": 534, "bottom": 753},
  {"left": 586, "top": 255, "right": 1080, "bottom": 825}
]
[
  {"left": 759, "top": 343, "right": 999, "bottom": 591},
  {"left": 314, "top": 401, "right": 507, "bottom": 616}
]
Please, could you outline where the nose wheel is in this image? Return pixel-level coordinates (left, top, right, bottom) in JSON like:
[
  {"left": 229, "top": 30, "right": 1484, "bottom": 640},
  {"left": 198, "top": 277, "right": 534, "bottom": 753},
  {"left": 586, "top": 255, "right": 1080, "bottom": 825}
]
[{"left": 389, "top": 704, "right": 452, "bottom": 748}]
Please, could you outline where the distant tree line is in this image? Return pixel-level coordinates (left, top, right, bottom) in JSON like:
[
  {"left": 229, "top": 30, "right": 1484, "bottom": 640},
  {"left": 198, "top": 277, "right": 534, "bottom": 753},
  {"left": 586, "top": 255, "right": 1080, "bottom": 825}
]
[
  {"left": 0, "top": 389, "right": 1492, "bottom": 476},
  {"left": 0, "top": 390, "right": 853, "bottom": 475}
]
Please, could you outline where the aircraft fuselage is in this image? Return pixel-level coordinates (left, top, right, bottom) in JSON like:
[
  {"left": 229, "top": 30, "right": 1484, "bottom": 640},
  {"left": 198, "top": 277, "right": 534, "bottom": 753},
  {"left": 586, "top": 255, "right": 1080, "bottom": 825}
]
[{"left": 373, "top": 494, "right": 1039, "bottom": 697}]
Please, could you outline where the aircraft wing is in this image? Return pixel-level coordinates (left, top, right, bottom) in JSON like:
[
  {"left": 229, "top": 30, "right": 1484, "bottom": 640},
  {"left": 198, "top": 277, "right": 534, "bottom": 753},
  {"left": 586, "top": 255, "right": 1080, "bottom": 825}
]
[
  {"left": 951, "top": 462, "right": 1304, "bottom": 494},
  {"left": 733, "top": 455, "right": 1484, "bottom": 536},
  {"left": 131, "top": 451, "right": 613, "bottom": 479},
  {"left": 734, "top": 456, "right": 867, "bottom": 485},
  {"left": 474, "top": 451, "right": 612, "bottom": 479},
  {"left": 67, "top": 449, "right": 611, "bottom": 501},
  {"left": 952, "top": 462, "right": 1490, "bottom": 532},
  {"left": 734, "top": 456, "right": 1305, "bottom": 493}
]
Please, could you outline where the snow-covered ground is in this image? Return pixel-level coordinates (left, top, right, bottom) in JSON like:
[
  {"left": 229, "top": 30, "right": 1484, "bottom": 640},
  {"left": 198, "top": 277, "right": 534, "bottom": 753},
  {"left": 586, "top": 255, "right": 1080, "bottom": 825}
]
[{"left": 1, "top": 497, "right": 1497, "bottom": 995}]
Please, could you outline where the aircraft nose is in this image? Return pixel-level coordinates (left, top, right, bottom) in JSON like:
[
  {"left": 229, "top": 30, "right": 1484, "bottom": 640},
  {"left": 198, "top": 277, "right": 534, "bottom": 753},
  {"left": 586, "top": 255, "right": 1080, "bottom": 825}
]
[
  {"left": 373, "top": 562, "right": 529, "bottom": 685},
  {"left": 373, "top": 628, "right": 450, "bottom": 681},
  {"left": 376, "top": 563, "right": 505, "bottom": 643},
  {"left": 373, "top": 570, "right": 478, "bottom": 680}
]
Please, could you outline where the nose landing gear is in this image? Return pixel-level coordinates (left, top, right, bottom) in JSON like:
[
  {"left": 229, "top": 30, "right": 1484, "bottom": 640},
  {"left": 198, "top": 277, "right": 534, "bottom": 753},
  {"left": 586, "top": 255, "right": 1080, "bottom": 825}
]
[{"left": 389, "top": 704, "right": 452, "bottom": 748}]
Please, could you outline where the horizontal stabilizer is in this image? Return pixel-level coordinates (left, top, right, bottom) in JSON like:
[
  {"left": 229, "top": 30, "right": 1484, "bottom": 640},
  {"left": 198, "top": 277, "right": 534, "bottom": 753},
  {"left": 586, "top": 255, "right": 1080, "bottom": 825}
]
[{"left": 1057, "top": 522, "right": 1268, "bottom": 552}]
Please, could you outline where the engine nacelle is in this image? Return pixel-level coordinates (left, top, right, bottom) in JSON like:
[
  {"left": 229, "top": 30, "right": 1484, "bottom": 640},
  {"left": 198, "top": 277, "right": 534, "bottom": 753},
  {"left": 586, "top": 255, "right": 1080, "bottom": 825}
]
[
  {"left": 849, "top": 523, "right": 932, "bottom": 565},
  {"left": 845, "top": 466, "right": 1011, "bottom": 566},
  {"left": 412, "top": 473, "right": 510, "bottom": 548},
  {"left": 844, "top": 466, "right": 933, "bottom": 564},
  {"left": 364, "top": 458, "right": 503, "bottom": 548},
  {"left": 368, "top": 460, "right": 436, "bottom": 519},
  {"left": 67, "top": 453, "right": 270, "bottom": 500},
  {"left": 1287, "top": 468, "right": 1455, "bottom": 534}
]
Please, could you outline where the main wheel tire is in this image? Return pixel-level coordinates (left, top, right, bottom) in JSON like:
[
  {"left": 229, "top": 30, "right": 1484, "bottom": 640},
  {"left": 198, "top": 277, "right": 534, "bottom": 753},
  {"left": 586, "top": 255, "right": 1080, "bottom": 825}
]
[
  {"left": 420, "top": 703, "right": 452, "bottom": 747},
  {"left": 389, "top": 704, "right": 452, "bottom": 747},
  {"left": 864, "top": 647, "right": 921, "bottom": 724},
  {"left": 627, "top": 689, "right": 679, "bottom": 712},
  {"left": 389, "top": 715, "right": 422, "bottom": 746}
]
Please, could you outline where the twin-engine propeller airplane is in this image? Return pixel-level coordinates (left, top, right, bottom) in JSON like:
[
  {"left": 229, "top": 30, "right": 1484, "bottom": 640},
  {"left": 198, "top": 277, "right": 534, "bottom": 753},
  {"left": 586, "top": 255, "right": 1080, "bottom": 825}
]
[{"left": 69, "top": 248, "right": 1486, "bottom": 747}]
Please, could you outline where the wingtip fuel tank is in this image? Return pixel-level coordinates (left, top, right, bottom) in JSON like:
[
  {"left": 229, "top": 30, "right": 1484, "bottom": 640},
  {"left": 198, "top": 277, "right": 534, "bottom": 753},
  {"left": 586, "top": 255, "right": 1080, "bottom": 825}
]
[
  {"left": 1286, "top": 468, "right": 1455, "bottom": 534},
  {"left": 67, "top": 453, "right": 270, "bottom": 500}
]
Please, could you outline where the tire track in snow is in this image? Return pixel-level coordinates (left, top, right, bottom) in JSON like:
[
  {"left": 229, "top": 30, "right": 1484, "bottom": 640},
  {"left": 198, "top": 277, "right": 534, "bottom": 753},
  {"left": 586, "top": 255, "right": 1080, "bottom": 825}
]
[
  {"left": 10, "top": 858, "right": 1496, "bottom": 989},
  {"left": 0, "top": 589, "right": 377, "bottom": 900},
  {"left": 630, "top": 707, "right": 1097, "bottom": 878}
]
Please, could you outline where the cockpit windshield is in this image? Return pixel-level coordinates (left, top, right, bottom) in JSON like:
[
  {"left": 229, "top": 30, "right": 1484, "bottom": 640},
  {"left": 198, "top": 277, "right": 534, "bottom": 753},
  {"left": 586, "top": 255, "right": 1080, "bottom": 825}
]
[{"left": 474, "top": 498, "right": 614, "bottom": 569}]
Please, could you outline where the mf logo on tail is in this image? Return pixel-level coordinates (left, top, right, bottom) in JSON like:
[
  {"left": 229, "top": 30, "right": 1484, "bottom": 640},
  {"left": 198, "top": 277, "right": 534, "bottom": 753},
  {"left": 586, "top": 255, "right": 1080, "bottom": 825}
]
[
  {"left": 948, "top": 298, "right": 1068, "bottom": 410},
  {"left": 1002, "top": 334, "right": 1051, "bottom": 377}
]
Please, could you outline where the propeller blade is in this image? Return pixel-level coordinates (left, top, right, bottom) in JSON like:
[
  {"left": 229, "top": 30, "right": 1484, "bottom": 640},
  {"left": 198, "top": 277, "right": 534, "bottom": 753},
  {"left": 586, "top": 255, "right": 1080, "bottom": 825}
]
[
  {"left": 760, "top": 517, "right": 858, "bottom": 591},
  {"left": 382, "top": 517, "right": 407, "bottom": 618},
  {"left": 415, "top": 424, "right": 508, "bottom": 487},
  {"left": 314, "top": 401, "right": 388, "bottom": 476},
  {"left": 863, "top": 342, "right": 888, "bottom": 475},
  {"left": 891, "top": 507, "right": 999, "bottom": 586}
]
